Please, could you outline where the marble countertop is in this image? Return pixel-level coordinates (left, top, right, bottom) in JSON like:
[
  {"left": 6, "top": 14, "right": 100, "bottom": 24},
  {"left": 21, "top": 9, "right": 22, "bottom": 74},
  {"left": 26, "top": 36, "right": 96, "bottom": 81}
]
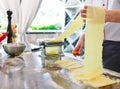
[
  {"left": 0, "top": 48, "right": 86, "bottom": 89},
  {"left": 0, "top": 47, "right": 120, "bottom": 89}
]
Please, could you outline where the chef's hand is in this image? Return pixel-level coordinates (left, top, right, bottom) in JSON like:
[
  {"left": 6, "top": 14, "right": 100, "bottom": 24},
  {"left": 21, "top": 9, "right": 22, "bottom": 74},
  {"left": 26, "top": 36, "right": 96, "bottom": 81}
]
[
  {"left": 80, "top": 5, "right": 87, "bottom": 23},
  {"left": 72, "top": 6, "right": 87, "bottom": 56},
  {"left": 72, "top": 33, "right": 85, "bottom": 56}
]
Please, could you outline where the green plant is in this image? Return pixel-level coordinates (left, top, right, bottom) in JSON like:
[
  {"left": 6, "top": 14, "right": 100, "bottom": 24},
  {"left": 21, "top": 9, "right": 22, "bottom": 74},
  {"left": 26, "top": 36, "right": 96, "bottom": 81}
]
[{"left": 30, "top": 24, "right": 61, "bottom": 30}]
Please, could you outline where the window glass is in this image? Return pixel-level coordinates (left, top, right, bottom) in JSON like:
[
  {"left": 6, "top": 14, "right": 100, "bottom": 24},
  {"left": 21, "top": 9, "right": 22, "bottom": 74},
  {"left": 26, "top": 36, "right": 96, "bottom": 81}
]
[
  {"left": 29, "top": 0, "right": 65, "bottom": 32},
  {"left": 0, "top": 11, "right": 7, "bottom": 32},
  {"left": 0, "top": 0, "right": 65, "bottom": 32}
]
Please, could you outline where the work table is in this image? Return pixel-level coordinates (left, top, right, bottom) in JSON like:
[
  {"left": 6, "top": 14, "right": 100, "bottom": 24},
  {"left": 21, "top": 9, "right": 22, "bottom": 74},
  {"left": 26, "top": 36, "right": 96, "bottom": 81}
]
[
  {"left": 0, "top": 47, "right": 120, "bottom": 89},
  {"left": 0, "top": 48, "right": 85, "bottom": 89}
]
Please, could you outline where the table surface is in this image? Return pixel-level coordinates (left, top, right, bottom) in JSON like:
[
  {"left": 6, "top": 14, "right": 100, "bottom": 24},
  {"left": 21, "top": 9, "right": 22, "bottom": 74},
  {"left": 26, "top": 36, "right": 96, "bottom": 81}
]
[
  {"left": 0, "top": 47, "right": 87, "bottom": 89},
  {"left": 0, "top": 46, "right": 120, "bottom": 89}
]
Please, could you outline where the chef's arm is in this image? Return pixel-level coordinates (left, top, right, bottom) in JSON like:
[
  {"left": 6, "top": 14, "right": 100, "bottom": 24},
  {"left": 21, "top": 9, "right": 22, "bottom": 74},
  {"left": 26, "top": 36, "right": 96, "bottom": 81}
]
[{"left": 106, "top": 10, "right": 120, "bottom": 23}]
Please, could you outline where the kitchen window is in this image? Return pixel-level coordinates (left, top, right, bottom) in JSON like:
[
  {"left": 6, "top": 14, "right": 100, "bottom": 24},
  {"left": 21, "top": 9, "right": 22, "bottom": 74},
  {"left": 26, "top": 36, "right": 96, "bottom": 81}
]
[
  {"left": 27, "top": 0, "right": 65, "bottom": 33},
  {"left": 0, "top": 0, "right": 65, "bottom": 33}
]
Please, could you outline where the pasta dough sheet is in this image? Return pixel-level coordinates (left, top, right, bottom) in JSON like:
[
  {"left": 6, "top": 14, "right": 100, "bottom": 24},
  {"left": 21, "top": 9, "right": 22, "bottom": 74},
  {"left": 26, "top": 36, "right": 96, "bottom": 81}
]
[
  {"left": 84, "top": 5, "right": 105, "bottom": 79},
  {"left": 55, "top": 60, "right": 78, "bottom": 68},
  {"left": 52, "top": 5, "right": 117, "bottom": 88},
  {"left": 85, "top": 76, "right": 117, "bottom": 88},
  {"left": 46, "top": 46, "right": 59, "bottom": 55},
  {"left": 50, "top": 14, "right": 83, "bottom": 42}
]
